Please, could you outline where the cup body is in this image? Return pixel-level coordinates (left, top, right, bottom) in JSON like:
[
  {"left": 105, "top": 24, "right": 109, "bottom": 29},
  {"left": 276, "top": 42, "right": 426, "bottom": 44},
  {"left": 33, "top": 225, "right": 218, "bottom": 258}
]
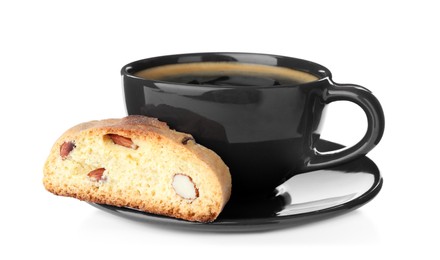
[{"left": 121, "top": 53, "right": 384, "bottom": 196}]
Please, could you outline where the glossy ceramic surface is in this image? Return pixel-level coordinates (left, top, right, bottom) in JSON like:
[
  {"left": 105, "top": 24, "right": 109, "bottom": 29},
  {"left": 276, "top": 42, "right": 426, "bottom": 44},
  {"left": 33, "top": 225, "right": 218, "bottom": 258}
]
[
  {"left": 90, "top": 140, "right": 383, "bottom": 232},
  {"left": 122, "top": 52, "right": 385, "bottom": 196}
]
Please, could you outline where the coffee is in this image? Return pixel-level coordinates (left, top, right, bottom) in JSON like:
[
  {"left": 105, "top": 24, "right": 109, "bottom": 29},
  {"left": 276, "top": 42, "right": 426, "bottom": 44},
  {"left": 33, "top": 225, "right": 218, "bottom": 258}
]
[{"left": 134, "top": 62, "right": 319, "bottom": 87}]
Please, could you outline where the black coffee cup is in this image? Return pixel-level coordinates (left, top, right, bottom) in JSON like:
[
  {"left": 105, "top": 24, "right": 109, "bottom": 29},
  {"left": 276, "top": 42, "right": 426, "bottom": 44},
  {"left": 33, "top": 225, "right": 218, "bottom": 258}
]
[{"left": 122, "top": 52, "right": 384, "bottom": 197}]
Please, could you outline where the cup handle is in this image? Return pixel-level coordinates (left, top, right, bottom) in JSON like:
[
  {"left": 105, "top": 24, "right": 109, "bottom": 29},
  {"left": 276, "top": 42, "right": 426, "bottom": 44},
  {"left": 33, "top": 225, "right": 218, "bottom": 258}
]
[{"left": 308, "top": 81, "right": 385, "bottom": 169}]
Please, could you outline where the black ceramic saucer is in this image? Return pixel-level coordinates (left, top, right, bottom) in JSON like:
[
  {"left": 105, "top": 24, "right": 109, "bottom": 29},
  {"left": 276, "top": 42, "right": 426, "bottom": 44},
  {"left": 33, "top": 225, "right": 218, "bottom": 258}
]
[{"left": 90, "top": 140, "right": 382, "bottom": 232}]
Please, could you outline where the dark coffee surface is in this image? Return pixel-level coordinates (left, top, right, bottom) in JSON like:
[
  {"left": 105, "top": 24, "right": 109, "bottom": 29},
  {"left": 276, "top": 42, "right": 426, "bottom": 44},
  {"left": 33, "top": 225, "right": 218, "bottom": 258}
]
[
  {"left": 160, "top": 74, "right": 299, "bottom": 87},
  {"left": 134, "top": 62, "right": 318, "bottom": 87}
]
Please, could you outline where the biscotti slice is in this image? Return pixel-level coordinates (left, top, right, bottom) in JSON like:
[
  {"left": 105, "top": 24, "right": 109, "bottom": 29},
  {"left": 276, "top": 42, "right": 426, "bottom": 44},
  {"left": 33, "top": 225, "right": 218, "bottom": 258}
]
[{"left": 43, "top": 115, "right": 231, "bottom": 222}]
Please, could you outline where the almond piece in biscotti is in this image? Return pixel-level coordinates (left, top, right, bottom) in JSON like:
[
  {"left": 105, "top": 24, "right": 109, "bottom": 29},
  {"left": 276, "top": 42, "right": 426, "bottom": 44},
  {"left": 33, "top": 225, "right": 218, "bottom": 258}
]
[
  {"left": 181, "top": 136, "right": 195, "bottom": 145},
  {"left": 107, "top": 134, "right": 139, "bottom": 149},
  {"left": 87, "top": 168, "right": 106, "bottom": 182},
  {"left": 60, "top": 141, "right": 75, "bottom": 159},
  {"left": 172, "top": 174, "right": 199, "bottom": 200}
]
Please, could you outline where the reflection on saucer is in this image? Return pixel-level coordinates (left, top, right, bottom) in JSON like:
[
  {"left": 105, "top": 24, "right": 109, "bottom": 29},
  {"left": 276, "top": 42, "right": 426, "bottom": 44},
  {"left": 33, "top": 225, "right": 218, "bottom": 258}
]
[{"left": 276, "top": 170, "right": 374, "bottom": 216}]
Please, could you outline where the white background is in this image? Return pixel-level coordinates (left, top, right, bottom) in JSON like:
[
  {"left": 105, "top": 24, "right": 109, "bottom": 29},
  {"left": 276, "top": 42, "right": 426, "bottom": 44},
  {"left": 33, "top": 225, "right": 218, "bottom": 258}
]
[{"left": 1, "top": 0, "right": 439, "bottom": 259}]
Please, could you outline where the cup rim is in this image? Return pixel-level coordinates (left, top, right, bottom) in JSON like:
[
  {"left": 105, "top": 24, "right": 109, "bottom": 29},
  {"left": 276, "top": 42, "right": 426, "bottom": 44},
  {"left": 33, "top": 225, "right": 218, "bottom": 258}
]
[{"left": 121, "top": 52, "right": 333, "bottom": 89}]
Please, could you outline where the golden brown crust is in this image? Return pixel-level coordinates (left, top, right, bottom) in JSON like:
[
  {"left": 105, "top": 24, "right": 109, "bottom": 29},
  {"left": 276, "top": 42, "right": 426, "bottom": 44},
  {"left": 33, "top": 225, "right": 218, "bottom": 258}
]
[
  {"left": 44, "top": 182, "right": 217, "bottom": 222},
  {"left": 43, "top": 115, "right": 231, "bottom": 222}
]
